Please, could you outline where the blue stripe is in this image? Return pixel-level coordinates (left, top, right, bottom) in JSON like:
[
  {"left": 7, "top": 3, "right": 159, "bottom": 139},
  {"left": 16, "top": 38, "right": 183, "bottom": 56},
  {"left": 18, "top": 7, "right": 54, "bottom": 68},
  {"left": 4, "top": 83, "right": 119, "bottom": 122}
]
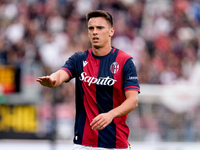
[
  {"left": 73, "top": 50, "right": 89, "bottom": 145},
  {"left": 96, "top": 48, "right": 118, "bottom": 147}
]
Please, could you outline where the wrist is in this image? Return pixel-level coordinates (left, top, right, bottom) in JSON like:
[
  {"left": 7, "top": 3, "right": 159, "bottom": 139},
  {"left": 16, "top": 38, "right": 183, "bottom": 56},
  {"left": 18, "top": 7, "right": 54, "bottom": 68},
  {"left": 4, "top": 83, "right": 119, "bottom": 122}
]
[{"left": 108, "top": 109, "right": 118, "bottom": 119}]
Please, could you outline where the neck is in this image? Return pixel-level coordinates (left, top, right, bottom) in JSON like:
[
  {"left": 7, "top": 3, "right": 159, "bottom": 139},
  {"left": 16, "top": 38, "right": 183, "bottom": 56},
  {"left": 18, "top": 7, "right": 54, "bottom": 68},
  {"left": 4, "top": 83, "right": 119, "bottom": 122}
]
[{"left": 92, "top": 45, "right": 112, "bottom": 56}]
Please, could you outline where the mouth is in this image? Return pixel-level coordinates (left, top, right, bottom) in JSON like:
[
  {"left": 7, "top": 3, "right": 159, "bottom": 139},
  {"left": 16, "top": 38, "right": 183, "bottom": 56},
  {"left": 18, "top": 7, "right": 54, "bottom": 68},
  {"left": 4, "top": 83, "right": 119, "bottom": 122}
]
[{"left": 92, "top": 37, "right": 99, "bottom": 42}]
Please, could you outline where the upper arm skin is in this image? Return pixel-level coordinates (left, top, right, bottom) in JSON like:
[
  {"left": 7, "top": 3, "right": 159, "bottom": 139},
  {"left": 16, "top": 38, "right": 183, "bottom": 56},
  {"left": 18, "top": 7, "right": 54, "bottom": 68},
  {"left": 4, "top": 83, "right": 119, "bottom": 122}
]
[{"left": 125, "top": 90, "right": 138, "bottom": 110}]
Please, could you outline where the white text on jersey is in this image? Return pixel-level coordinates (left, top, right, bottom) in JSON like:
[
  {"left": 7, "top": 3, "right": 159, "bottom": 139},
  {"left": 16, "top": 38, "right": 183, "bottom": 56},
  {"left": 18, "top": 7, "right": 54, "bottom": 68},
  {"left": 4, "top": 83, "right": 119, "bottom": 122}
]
[{"left": 79, "top": 72, "right": 117, "bottom": 86}]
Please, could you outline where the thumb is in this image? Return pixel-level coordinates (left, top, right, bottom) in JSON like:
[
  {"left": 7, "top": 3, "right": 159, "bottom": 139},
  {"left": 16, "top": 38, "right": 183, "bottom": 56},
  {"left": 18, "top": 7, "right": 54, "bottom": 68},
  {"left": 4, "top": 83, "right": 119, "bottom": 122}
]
[{"left": 52, "top": 79, "right": 56, "bottom": 84}]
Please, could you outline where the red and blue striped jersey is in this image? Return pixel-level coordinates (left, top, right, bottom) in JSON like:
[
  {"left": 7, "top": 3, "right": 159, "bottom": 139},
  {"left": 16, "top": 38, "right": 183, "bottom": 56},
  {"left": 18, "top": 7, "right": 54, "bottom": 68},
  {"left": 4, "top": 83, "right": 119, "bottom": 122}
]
[{"left": 61, "top": 47, "right": 140, "bottom": 148}]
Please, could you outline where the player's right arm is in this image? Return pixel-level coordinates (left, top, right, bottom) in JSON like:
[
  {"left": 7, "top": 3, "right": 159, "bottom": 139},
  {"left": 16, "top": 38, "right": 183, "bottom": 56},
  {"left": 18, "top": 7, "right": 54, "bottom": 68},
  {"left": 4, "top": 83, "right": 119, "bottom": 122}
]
[{"left": 36, "top": 69, "right": 69, "bottom": 88}]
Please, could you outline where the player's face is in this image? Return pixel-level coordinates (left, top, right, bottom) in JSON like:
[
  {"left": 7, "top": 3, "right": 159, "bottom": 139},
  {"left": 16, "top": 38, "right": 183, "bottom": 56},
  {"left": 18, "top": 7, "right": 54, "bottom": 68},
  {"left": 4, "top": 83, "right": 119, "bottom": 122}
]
[{"left": 88, "top": 17, "right": 114, "bottom": 49}]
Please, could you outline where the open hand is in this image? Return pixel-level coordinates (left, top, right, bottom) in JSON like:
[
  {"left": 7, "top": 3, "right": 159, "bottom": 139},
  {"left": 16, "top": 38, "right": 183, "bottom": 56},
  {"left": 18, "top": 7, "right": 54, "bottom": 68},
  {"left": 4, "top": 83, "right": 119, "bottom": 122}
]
[{"left": 36, "top": 76, "right": 56, "bottom": 88}]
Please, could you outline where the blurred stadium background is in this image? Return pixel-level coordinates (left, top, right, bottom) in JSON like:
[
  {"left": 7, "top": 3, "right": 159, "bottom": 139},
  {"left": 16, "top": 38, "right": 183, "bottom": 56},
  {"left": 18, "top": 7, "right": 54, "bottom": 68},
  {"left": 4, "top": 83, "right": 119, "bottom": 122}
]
[{"left": 0, "top": 0, "right": 200, "bottom": 150}]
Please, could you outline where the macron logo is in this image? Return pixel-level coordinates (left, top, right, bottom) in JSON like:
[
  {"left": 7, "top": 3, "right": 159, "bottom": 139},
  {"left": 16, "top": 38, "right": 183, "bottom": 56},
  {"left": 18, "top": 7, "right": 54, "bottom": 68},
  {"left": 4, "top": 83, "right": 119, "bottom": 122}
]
[{"left": 83, "top": 61, "right": 88, "bottom": 67}]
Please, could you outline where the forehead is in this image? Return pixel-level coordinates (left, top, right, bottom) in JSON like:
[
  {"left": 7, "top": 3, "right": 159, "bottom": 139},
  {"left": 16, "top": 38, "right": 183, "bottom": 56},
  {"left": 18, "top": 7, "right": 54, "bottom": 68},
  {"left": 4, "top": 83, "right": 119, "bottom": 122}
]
[{"left": 88, "top": 17, "right": 110, "bottom": 27}]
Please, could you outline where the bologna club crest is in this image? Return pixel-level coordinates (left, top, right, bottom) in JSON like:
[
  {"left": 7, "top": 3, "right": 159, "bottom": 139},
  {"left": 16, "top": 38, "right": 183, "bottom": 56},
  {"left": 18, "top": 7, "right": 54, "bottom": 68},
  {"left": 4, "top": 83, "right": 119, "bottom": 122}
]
[{"left": 110, "top": 62, "right": 119, "bottom": 74}]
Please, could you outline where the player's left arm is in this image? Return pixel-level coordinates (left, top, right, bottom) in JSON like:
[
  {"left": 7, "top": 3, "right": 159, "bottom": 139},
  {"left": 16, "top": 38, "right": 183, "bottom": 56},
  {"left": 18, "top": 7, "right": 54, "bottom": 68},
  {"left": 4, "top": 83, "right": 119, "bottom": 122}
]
[
  {"left": 90, "top": 90, "right": 138, "bottom": 130},
  {"left": 90, "top": 57, "right": 139, "bottom": 130},
  {"left": 109, "top": 90, "right": 138, "bottom": 117}
]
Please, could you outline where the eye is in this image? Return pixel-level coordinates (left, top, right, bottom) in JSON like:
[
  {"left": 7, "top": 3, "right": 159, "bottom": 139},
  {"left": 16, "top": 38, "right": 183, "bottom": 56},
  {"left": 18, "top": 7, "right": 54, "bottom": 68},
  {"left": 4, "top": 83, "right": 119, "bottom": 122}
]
[
  {"left": 97, "top": 26, "right": 103, "bottom": 29},
  {"left": 88, "top": 27, "right": 94, "bottom": 30}
]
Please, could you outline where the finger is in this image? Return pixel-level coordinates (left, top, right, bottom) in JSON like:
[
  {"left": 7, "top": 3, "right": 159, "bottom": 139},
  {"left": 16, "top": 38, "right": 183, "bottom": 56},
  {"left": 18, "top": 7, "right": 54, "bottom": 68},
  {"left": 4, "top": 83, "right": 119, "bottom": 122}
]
[
  {"left": 91, "top": 119, "right": 103, "bottom": 129},
  {"left": 39, "top": 76, "right": 50, "bottom": 79},
  {"left": 36, "top": 78, "right": 45, "bottom": 83},
  {"left": 37, "top": 77, "right": 46, "bottom": 81},
  {"left": 91, "top": 115, "right": 106, "bottom": 130},
  {"left": 92, "top": 121, "right": 105, "bottom": 130},
  {"left": 52, "top": 79, "right": 56, "bottom": 83},
  {"left": 98, "top": 123, "right": 107, "bottom": 130},
  {"left": 36, "top": 79, "right": 41, "bottom": 82},
  {"left": 90, "top": 115, "right": 101, "bottom": 126}
]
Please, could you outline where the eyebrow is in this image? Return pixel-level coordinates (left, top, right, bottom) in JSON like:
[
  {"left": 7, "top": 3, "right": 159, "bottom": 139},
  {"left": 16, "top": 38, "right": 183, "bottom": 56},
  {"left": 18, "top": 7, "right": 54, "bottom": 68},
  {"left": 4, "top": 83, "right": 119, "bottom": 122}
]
[{"left": 88, "top": 25, "right": 105, "bottom": 29}]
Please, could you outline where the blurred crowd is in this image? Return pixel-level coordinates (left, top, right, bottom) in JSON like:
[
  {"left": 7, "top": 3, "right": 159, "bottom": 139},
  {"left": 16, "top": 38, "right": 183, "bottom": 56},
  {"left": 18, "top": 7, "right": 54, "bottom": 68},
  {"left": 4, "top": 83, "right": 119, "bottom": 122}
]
[{"left": 1, "top": 0, "right": 200, "bottom": 142}]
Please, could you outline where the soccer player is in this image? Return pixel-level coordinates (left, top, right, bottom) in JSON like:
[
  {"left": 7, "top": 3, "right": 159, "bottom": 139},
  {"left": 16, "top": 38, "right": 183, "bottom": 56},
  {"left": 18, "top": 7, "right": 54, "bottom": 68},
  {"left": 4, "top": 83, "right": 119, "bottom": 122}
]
[{"left": 36, "top": 10, "right": 140, "bottom": 150}]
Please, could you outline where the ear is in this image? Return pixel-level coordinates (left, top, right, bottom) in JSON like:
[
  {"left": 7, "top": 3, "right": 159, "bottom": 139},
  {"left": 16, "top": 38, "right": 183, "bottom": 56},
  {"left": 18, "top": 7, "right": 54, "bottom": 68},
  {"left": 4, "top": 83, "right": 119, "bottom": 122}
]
[{"left": 109, "top": 27, "right": 115, "bottom": 37}]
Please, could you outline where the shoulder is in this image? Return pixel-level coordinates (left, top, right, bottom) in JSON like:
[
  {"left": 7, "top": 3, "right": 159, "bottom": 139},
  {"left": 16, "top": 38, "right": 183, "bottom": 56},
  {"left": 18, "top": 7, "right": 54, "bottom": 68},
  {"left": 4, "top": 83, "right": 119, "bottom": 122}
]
[
  {"left": 112, "top": 47, "right": 132, "bottom": 59},
  {"left": 114, "top": 48, "right": 132, "bottom": 65},
  {"left": 117, "top": 49, "right": 132, "bottom": 59},
  {"left": 70, "top": 49, "right": 89, "bottom": 60},
  {"left": 73, "top": 49, "right": 89, "bottom": 57}
]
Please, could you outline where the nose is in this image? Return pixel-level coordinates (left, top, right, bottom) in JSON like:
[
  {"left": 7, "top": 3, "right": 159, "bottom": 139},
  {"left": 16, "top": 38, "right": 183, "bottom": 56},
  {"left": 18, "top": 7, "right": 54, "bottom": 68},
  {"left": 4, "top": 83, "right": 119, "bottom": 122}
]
[{"left": 93, "top": 28, "right": 98, "bottom": 35}]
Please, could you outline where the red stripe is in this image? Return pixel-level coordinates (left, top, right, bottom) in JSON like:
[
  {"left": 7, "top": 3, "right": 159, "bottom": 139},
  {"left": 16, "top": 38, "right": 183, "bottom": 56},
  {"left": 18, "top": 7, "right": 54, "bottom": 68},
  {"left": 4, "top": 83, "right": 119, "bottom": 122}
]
[
  {"left": 124, "top": 86, "right": 139, "bottom": 89},
  {"left": 112, "top": 47, "right": 116, "bottom": 53},
  {"left": 81, "top": 49, "right": 99, "bottom": 147},
  {"left": 60, "top": 67, "right": 72, "bottom": 79},
  {"left": 113, "top": 50, "right": 130, "bottom": 148},
  {"left": 125, "top": 88, "right": 140, "bottom": 93},
  {"left": 124, "top": 86, "right": 140, "bottom": 91}
]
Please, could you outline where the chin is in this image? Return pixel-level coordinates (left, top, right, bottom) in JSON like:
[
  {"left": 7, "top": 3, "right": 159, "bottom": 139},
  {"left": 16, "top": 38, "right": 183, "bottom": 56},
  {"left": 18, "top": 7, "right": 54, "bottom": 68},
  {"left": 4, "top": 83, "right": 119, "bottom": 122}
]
[{"left": 93, "top": 45, "right": 102, "bottom": 49}]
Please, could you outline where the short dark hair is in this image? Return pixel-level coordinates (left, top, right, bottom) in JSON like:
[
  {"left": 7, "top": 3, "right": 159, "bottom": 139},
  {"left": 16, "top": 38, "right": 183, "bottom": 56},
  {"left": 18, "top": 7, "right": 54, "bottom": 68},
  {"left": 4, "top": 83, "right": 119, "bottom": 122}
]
[{"left": 86, "top": 10, "right": 113, "bottom": 27}]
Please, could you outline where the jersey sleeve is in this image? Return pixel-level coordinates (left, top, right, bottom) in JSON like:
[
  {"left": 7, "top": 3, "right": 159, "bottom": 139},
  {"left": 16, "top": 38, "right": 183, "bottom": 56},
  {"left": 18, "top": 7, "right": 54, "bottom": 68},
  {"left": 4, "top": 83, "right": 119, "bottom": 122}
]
[
  {"left": 60, "top": 53, "right": 77, "bottom": 81},
  {"left": 123, "top": 57, "right": 140, "bottom": 93}
]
